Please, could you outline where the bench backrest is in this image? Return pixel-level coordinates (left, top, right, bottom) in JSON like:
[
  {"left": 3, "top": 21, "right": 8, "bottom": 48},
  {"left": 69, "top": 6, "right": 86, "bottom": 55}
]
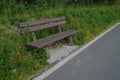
[{"left": 19, "top": 16, "right": 66, "bottom": 41}]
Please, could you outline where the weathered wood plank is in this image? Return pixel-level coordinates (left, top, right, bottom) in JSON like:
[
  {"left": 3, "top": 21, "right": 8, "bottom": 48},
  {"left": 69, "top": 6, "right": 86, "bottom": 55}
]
[
  {"left": 30, "top": 20, "right": 66, "bottom": 32},
  {"left": 28, "top": 16, "right": 65, "bottom": 26},
  {"left": 26, "top": 30, "right": 78, "bottom": 48},
  {"left": 19, "top": 16, "right": 65, "bottom": 28}
]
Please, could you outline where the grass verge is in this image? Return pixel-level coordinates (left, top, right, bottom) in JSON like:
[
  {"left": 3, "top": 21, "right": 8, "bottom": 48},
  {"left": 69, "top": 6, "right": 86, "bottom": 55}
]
[{"left": 0, "top": 5, "right": 120, "bottom": 80}]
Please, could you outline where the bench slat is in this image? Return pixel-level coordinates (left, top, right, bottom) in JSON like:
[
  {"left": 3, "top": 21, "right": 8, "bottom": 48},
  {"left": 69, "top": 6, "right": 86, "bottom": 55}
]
[
  {"left": 19, "top": 16, "right": 65, "bottom": 28},
  {"left": 30, "top": 20, "right": 66, "bottom": 32},
  {"left": 26, "top": 30, "right": 78, "bottom": 48}
]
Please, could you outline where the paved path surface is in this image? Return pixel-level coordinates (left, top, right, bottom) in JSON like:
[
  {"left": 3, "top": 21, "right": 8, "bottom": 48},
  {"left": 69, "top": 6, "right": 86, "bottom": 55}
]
[{"left": 44, "top": 24, "right": 120, "bottom": 80}]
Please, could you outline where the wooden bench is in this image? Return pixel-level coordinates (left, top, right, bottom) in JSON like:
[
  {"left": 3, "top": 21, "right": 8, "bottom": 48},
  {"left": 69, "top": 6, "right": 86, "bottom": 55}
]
[{"left": 19, "top": 16, "right": 78, "bottom": 51}]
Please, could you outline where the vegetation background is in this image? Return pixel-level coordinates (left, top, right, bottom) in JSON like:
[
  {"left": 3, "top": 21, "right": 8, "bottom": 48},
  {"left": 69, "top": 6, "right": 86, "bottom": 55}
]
[{"left": 0, "top": 0, "right": 120, "bottom": 80}]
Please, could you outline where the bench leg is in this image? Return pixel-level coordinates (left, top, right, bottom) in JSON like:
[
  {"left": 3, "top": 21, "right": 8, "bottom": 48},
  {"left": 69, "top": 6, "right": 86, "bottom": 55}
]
[
  {"left": 46, "top": 47, "right": 51, "bottom": 59},
  {"left": 67, "top": 36, "right": 73, "bottom": 46}
]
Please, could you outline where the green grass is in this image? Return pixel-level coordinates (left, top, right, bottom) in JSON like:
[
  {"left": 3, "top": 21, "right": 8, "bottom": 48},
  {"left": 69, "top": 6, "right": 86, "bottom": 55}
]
[{"left": 0, "top": 5, "right": 120, "bottom": 80}]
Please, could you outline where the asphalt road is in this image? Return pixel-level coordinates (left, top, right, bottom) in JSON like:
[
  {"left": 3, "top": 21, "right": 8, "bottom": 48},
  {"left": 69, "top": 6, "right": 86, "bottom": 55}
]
[{"left": 45, "top": 24, "right": 120, "bottom": 80}]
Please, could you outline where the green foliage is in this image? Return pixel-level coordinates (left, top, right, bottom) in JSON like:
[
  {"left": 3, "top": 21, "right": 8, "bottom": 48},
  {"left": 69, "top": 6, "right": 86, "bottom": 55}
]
[{"left": 0, "top": 24, "right": 49, "bottom": 80}]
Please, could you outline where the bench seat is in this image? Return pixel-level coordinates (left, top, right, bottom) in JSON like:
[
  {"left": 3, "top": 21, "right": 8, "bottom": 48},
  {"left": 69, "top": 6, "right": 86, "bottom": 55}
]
[{"left": 27, "top": 30, "right": 78, "bottom": 48}]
